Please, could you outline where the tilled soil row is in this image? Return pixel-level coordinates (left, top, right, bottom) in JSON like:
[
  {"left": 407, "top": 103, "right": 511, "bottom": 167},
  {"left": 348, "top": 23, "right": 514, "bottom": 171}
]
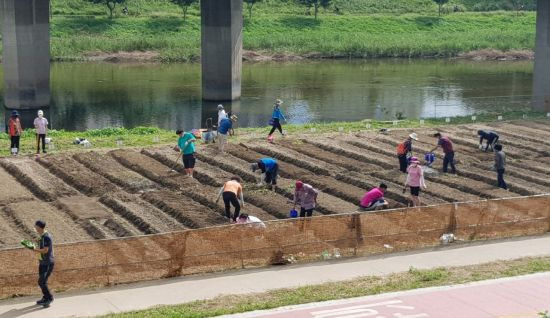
[
  {"left": 306, "top": 140, "right": 395, "bottom": 170},
  {"left": 3, "top": 200, "right": 93, "bottom": 243},
  {"left": 141, "top": 148, "right": 280, "bottom": 221},
  {"left": 0, "top": 209, "right": 26, "bottom": 249},
  {"left": 509, "top": 158, "right": 550, "bottom": 176},
  {"left": 74, "top": 152, "right": 157, "bottom": 193},
  {"left": 0, "top": 158, "right": 77, "bottom": 202},
  {"left": 471, "top": 162, "right": 550, "bottom": 189},
  {"left": 275, "top": 140, "right": 380, "bottom": 173},
  {"left": 141, "top": 190, "right": 226, "bottom": 229},
  {"left": 37, "top": 156, "right": 116, "bottom": 196},
  {"left": 226, "top": 144, "right": 370, "bottom": 208},
  {"left": 0, "top": 167, "right": 35, "bottom": 205},
  {"left": 486, "top": 122, "right": 550, "bottom": 142},
  {"left": 99, "top": 195, "right": 160, "bottom": 235},
  {"left": 110, "top": 150, "right": 231, "bottom": 225},
  {"left": 246, "top": 144, "right": 332, "bottom": 176},
  {"left": 516, "top": 120, "right": 550, "bottom": 133}
]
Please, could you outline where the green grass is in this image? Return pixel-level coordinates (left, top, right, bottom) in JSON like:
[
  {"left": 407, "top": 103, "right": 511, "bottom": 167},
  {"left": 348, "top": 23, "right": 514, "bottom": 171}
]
[
  {"left": 103, "top": 256, "right": 550, "bottom": 317},
  {"left": 2, "top": 110, "right": 546, "bottom": 157},
  {"left": 44, "top": 11, "right": 537, "bottom": 62}
]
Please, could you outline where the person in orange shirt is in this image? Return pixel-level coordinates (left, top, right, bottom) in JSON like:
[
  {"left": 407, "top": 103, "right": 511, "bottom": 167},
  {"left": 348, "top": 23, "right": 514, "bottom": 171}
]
[
  {"left": 8, "top": 110, "right": 23, "bottom": 155},
  {"left": 216, "top": 176, "right": 245, "bottom": 222}
]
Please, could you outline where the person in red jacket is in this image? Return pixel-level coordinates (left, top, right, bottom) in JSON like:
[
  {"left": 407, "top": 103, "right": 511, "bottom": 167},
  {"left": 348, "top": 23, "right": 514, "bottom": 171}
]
[{"left": 8, "top": 110, "right": 23, "bottom": 155}]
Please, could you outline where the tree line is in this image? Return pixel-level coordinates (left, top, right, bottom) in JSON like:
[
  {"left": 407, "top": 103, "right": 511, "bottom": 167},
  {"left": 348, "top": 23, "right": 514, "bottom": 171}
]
[{"left": 85, "top": 0, "right": 533, "bottom": 20}]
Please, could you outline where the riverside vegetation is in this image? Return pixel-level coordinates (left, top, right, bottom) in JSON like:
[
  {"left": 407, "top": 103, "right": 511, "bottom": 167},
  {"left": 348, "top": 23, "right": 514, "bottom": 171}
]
[{"left": 26, "top": 0, "right": 537, "bottom": 61}]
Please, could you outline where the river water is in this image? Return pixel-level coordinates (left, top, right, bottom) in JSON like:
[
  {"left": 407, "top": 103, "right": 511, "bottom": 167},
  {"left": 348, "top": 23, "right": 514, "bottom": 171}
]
[{"left": 0, "top": 59, "right": 534, "bottom": 131}]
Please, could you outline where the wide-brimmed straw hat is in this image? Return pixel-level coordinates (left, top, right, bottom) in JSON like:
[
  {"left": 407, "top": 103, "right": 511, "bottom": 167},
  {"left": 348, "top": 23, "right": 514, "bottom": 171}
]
[
  {"left": 275, "top": 99, "right": 283, "bottom": 105},
  {"left": 409, "top": 133, "right": 418, "bottom": 141}
]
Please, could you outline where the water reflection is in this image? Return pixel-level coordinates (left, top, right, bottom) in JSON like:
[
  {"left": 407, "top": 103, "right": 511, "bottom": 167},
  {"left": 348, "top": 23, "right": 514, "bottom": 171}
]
[{"left": 0, "top": 59, "right": 535, "bottom": 132}]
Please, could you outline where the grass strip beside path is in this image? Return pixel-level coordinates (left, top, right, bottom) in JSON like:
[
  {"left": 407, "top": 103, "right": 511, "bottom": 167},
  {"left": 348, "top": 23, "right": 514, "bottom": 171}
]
[
  {"left": 0, "top": 111, "right": 547, "bottom": 157},
  {"left": 104, "top": 256, "right": 550, "bottom": 318}
]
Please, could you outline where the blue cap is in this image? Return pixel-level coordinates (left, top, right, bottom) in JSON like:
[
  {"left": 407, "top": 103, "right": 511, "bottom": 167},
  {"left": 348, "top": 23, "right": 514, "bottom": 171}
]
[{"left": 10, "top": 110, "right": 19, "bottom": 117}]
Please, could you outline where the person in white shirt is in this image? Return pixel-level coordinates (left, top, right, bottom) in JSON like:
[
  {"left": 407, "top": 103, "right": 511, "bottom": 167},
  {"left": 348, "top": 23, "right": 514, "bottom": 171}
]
[
  {"left": 236, "top": 214, "right": 266, "bottom": 229},
  {"left": 217, "top": 104, "right": 227, "bottom": 126},
  {"left": 33, "top": 110, "right": 49, "bottom": 154}
]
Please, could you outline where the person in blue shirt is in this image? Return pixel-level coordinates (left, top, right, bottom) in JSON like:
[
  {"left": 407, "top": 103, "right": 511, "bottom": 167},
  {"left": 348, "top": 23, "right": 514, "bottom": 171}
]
[
  {"left": 268, "top": 99, "right": 286, "bottom": 140},
  {"left": 251, "top": 157, "right": 278, "bottom": 191},
  {"left": 176, "top": 129, "right": 196, "bottom": 178},
  {"left": 217, "top": 114, "right": 237, "bottom": 154}
]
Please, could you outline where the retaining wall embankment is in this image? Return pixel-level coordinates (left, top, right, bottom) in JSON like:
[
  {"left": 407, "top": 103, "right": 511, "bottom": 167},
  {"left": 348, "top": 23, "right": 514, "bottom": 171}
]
[{"left": 1, "top": 194, "right": 549, "bottom": 299}]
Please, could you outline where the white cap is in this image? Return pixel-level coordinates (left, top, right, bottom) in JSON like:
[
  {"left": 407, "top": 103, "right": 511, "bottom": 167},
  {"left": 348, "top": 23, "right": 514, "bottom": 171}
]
[
  {"left": 217, "top": 104, "right": 224, "bottom": 110},
  {"left": 409, "top": 133, "right": 418, "bottom": 141},
  {"left": 37, "top": 110, "right": 44, "bottom": 116}
]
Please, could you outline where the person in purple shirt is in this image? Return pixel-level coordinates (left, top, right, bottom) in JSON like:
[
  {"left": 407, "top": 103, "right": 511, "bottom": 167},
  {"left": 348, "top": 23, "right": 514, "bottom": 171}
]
[
  {"left": 359, "top": 183, "right": 388, "bottom": 211},
  {"left": 430, "top": 132, "right": 456, "bottom": 174}
]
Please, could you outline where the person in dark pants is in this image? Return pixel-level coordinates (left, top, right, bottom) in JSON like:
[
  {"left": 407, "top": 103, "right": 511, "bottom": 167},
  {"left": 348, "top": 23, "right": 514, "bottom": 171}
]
[
  {"left": 176, "top": 129, "right": 196, "bottom": 178},
  {"left": 293, "top": 180, "right": 318, "bottom": 217},
  {"left": 267, "top": 99, "right": 286, "bottom": 141},
  {"left": 8, "top": 110, "right": 22, "bottom": 155},
  {"left": 396, "top": 133, "right": 418, "bottom": 173},
  {"left": 216, "top": 176, "right": 245, "bottom": 222},
  {"left": 32, "top": 220, "right": 55, "bottom": 308},
  {"left": 430, "top": 132, "right": 456, "bottom": 174},
  {"left": 251, "top": 158, "right": 279, "bottom": 191},
  {"left": 493, "top": 144, "right": 507, "bottom": 190},
  {"left": 34, "top": 110, "right": 49, "bottom": 154},
  {"left": 478, "top": 130, "right": 499, "bottom": 152}
]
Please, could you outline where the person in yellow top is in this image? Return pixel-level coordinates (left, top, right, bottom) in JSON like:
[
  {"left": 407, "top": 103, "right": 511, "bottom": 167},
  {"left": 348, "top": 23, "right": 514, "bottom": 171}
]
[{"left": 216, "top": 176, "right": 245, "bottom": 222}]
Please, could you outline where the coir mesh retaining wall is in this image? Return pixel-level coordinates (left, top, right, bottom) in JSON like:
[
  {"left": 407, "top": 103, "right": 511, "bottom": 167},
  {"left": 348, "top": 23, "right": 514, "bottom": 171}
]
[{"left": 1, "top": 195, "right": 549, "bottom": 298}]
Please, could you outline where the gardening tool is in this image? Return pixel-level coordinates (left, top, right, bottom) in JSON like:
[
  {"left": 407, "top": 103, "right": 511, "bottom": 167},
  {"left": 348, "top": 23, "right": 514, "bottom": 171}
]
[{"left": 167, "top": 152, "right": 182, "bottom": 173}]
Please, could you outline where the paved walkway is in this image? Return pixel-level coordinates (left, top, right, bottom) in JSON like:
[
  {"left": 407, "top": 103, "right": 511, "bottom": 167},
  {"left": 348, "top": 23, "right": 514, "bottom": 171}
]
[
  {"left": 1, "top": 234, "right": 549, "bottom": 318},
  {"left": 228, "top": 272, "right": 550, "bottom": 318}
]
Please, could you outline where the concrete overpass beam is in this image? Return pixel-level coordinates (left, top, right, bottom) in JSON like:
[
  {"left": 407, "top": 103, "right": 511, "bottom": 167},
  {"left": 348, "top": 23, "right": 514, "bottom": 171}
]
[
  {"left": 534, "top": 0, "right": 550, "bottom": 111},
  {"left": 1, "top": 0, "right": 50, "bottom": 109},
  {"left": 201, "top": 0, "right": 243, "bottom": 101}
]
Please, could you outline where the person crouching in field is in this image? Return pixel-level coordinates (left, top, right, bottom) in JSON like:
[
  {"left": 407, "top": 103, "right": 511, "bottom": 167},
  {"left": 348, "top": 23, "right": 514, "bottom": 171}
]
[
  {"left": 236, "top": 214, "right": 266, "bottom": 228},
  {"left": 404, "top": 157, "right": 426, "bottom": 207},
  {"left": 216, "top": 176, "right": 245, "bottom": 222},
  {"left": 478, "top": 130, "right": 499, "bottom": 152},
  {"left": 293, "top": 181, "right": 319, "bottom": 217},
  {"left": 251, "top": 158, "right": 278, "bottom": 191},
  {"left": 359, "top": 183, "right": 389, "bottom": 211}
]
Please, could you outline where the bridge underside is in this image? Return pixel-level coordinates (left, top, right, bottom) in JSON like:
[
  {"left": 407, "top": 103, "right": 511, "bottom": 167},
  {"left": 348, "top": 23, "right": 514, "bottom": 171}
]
[{"left": 534, "top": 0, "right": 550, "bottom": 111}]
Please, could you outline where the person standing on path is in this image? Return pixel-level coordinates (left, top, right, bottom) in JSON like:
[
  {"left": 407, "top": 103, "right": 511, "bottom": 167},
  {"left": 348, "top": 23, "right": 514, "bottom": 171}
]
[
  {"left": 404, "top": 157, "right": 426, "bottom": 207},
  {"left": 293, "top": 181, "right": 319, "bottom": 217},
  {"left": 493, "top": 144, "right": 508, "bottom": 190},
  {"left": 217, "top": 115, "right": 237, "bottom": 154},
  {"left": 217, "top": 104, "right": 227, "bottom": 127},
  {"left": 251, "top": 157, "right": 279, "bottom": 191},
  {"left": 267, "top": 99, "right": 286, "bottom": 141},
  {"left": 32, "top": 220, "right": 55, "bottom": 308},
  {"left": 359, "top": 183, "right": 389, "bottom": 211},
  {"left": 8, "top": 110, "right": 23, "bottom": 155},
  {"left": 478, "top": 130, "right": 499, "bottom": 152},
  {"left": 216, "top": 176, "right": 245, "bottom": 222},
  {"left": 430, "top": 132, "right": 456, "bottom": 174},
  {"left": 396, "top": 133, "right": 418, "bottom": 173},
  {"left": 176, "top": 129, "right": 196, "bottom": 178},
  {"left": 34, "top": 110, "right": 49, "bottom": 154}
]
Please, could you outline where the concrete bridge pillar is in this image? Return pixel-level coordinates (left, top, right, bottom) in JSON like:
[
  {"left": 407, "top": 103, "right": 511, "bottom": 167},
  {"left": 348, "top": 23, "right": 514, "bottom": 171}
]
[
  {"left": 201, "top": 0, "right": 243, "bottom": 101},
  {"left": 1, "top": 0, "right": 50, "bottom": 109},
  {"left": 534, "top": 0, "right": 550, "bottom": 111}
]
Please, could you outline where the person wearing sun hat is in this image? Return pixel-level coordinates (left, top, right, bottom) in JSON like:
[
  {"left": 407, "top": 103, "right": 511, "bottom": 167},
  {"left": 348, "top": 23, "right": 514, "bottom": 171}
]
[
  {"left": 8, "top": 110, "right": 23, "bottom": 155},
  {"left": 267, "top": 99, "right": 286, "bottom": 141},
  {"left": 217, "top": 104, "right": 227, "bottom": 126},
  {"left": 293, "top": 180, "right": 319, "bottom": 217},
  {"left": 404, "top": 156, "right": 426, "bottom": 207},
  {"left": 396, "top": 132, "right": 418, "bottom": 173}
]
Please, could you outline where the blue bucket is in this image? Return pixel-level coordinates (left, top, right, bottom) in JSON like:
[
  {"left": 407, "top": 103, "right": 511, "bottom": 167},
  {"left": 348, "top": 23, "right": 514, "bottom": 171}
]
[
  {"left": 424, "top": 153, "right": 436, "bottom": 165},
  {"left": 289, "top": 209, "right": 298, "bottom": 218}
]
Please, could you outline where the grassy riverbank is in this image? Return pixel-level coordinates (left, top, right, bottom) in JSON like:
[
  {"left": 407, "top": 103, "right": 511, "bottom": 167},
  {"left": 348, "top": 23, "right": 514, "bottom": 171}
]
[
  {"left": 1, "top": 111, "right": 546, "bottom": 157},
  {"left": 104, "top": 256, "right": 550, "bottom": 318},
  {"left": 47, "top": 11, "right": 535, "bottom": 62}
]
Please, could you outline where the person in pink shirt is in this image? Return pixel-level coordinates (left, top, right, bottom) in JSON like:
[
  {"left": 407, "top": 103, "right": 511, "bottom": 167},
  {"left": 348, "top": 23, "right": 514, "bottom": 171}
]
[
  {"left": 33, "top": 110, "right": 49, "bottom": 154},
  {"left": 404, "top": 157, "right": 426, "bottom": 207},
  {"left": 359, "top": 183, "right": 388, "bottom": 211}
]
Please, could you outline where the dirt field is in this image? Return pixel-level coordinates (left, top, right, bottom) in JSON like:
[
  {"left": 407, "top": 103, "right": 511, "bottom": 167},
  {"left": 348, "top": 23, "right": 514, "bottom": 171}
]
[{"left": 0, "top": 119, "right": 549, "bottom": 249}]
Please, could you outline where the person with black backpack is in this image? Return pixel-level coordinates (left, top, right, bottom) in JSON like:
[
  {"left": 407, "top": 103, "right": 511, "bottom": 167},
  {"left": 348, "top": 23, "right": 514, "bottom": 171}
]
[{"left": 397, "top": 133, "right": 418, "bottom": 173}]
